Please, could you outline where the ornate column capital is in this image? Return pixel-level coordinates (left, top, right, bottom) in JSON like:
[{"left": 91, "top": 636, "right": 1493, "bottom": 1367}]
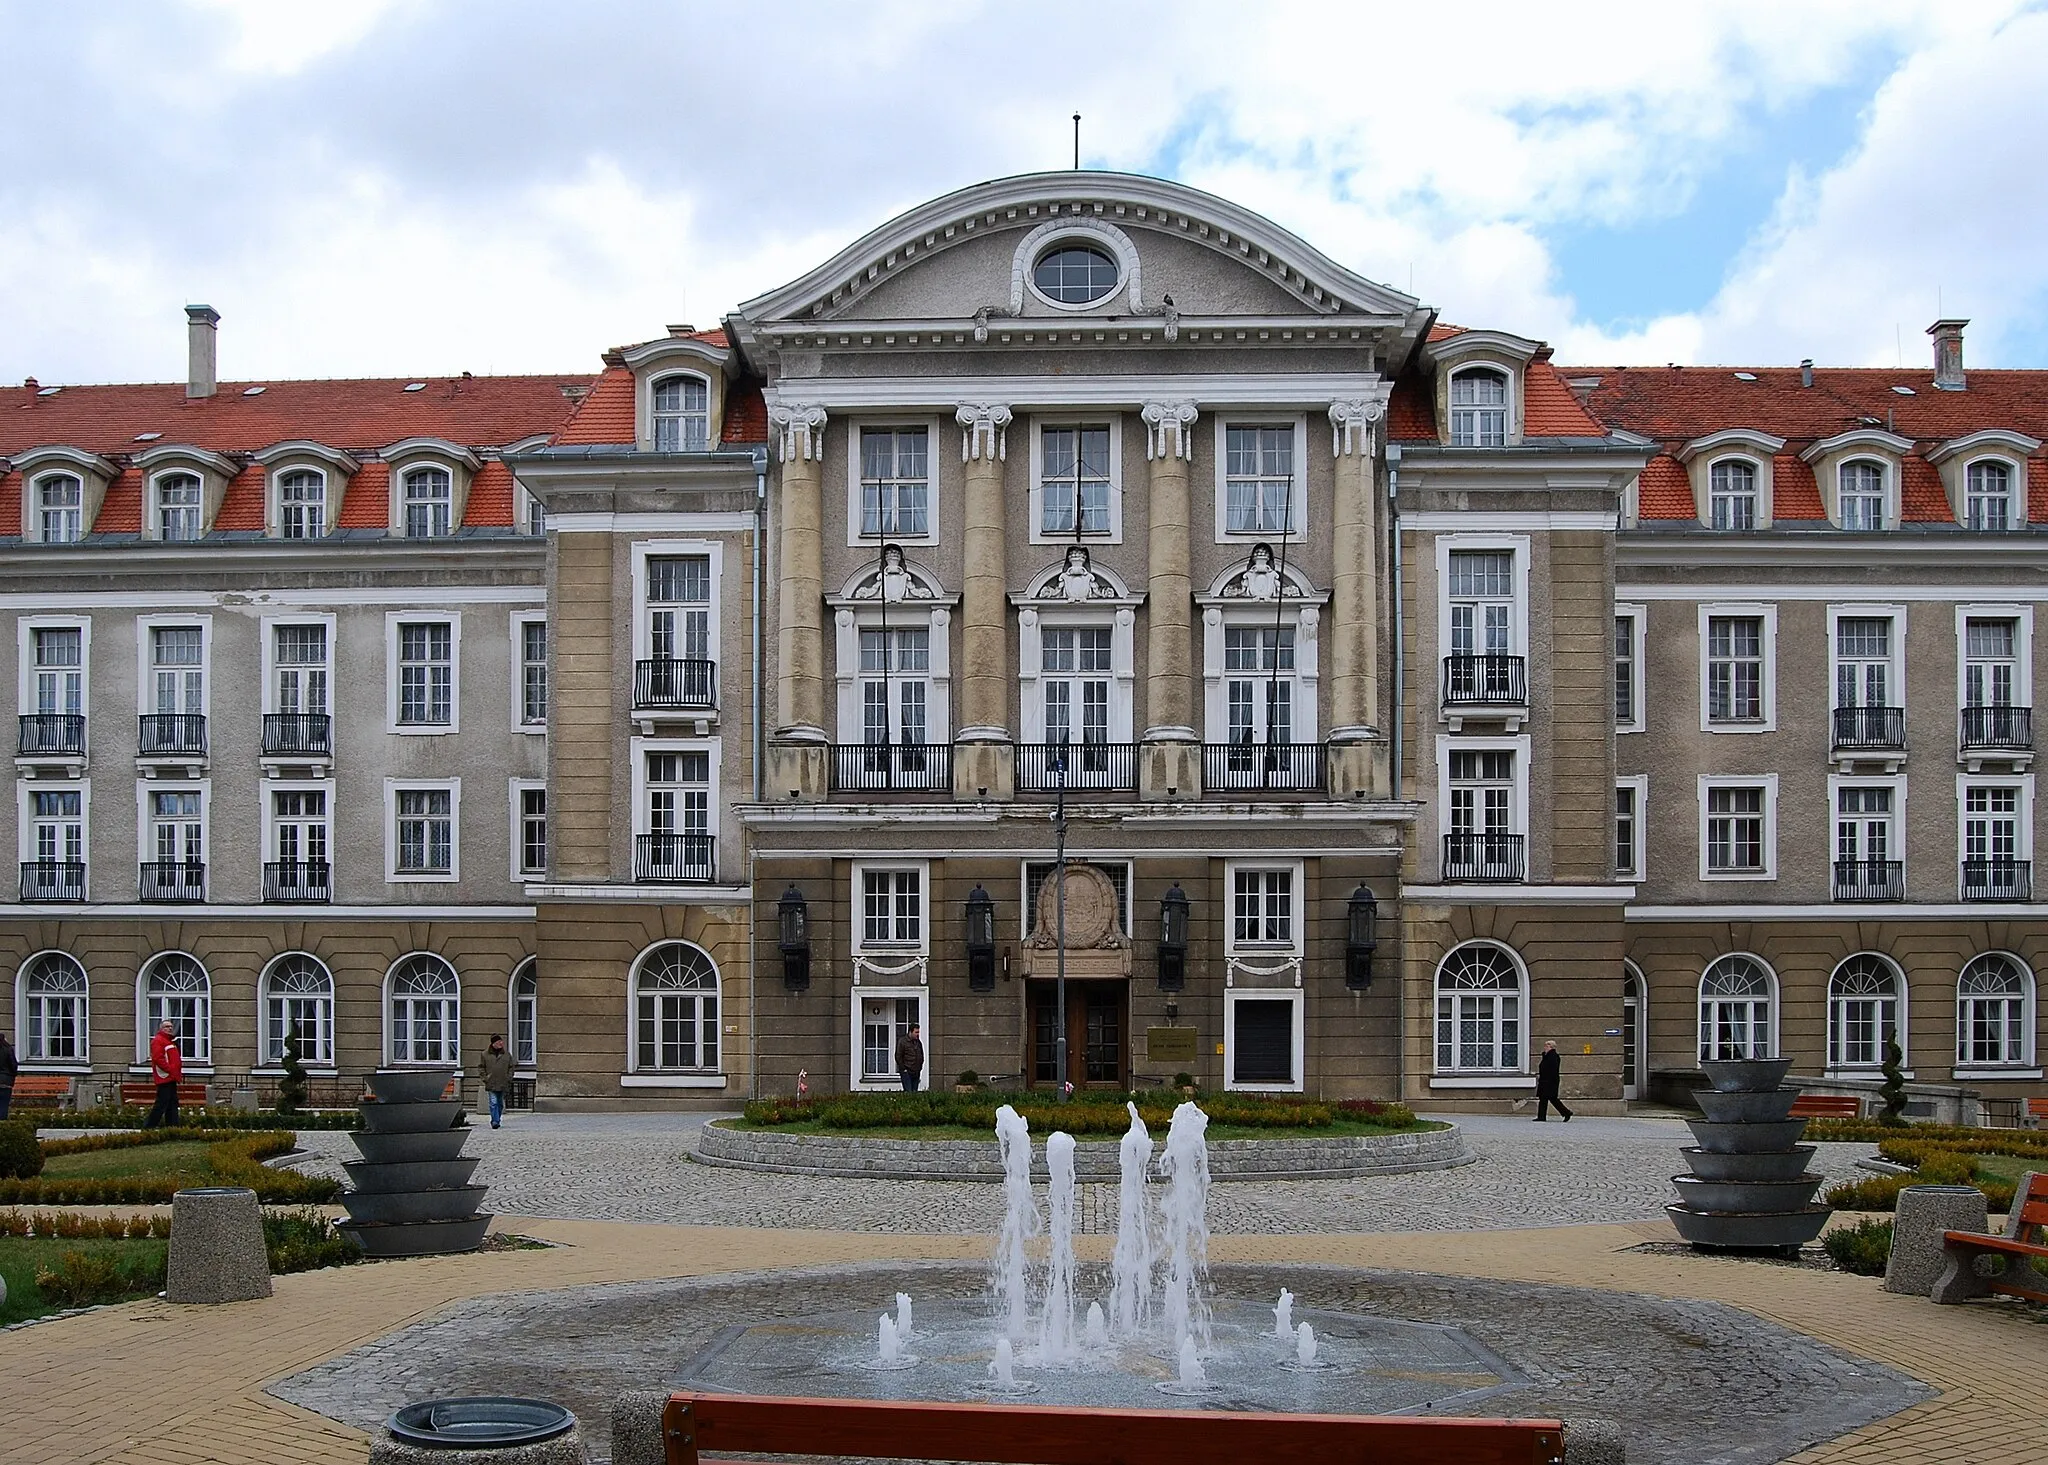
[
  {"left": 1142, "top": 399, "right": 1198, "bottom": 461},
  {"left": 1328, "top": 397, "right": 1385, "bottom": 457},
  {"left": 769, "top": 402, "right": 828, "bottom": 463},
  {"left": 956, "top": 403, "right": 1013, "bottom": 462}
]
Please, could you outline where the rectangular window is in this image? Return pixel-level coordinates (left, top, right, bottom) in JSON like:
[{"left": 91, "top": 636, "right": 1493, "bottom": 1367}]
[
  {"left": 403, "top": 469, "right": 452, "bottom": 538},
  {"left": 859, "top": 628, "right": 931, "bottom": 748},
  {"left": 644, "top": 750, "right": 710, "bottom": 836},
  {"left": 278, "top": 471, "right": 326, "bottom": 539},
  {"left": 37, "top": 476, "right": 82, "bottom": 543},
  {"left": 1706, "top": 785, "right": 1766, "bottom": 873},
  {"left": 858, "top": 427, "right": 930, "bottom": 537},
  {"left": 860, "top": 868, "right": 923, "bottom": 947},
  {"left": 1223, "top": 425, "right": 1295, "bottom": 534},
  {"left": 645, "top": 556, "right": 711, "bottom": 675},
  {"left": 1223, "top": 626, "right": 1295, "bottom": 747},
  {"left": 1964, "top": 618, "right": 2018, "bottom": 708},
  {"left": 149, "top": 626, "right": 204, "bottom": 715},
  {"left": 272, "top": 789, "right": 328, "bottom": 864},
  {"left": 1040, "top": 426, "right": 1112, "bottom": 536},
  {"left": 1448, "top": 749, "right": 1515, "bottom": 835},
  {"left": 394, "top": 788, "right": 453, "bottom": 874},
  {"left": 1615, "top": 781, "right": 1640, "bottom": 878},
  {"left": 32, "top": 627, "right": 84, "bottom": 716},
  {"left": 149, "top": 790, "right": 203, "bottom": 866},
  {"left": 156, "top": 475, "right": 203, "bottom": 541},
  {"left": 1835, "top": 786, "right": 1894, "bottom": 863},
  {"left": 396, "top": 622, "right": 453, "bottom": 726},
  {"left": 1706, "top": 616, "right": 1764, "bottom": 723},
  {"left": 30, "top": 789, "right": 83, "bottom": 865},
  {"left": 1230, "top": 868, "right": 1294, "bottom": 946},
  {"left": 519, "top": 787, "right": 547, "bottom": 876},
  {"left": 1446, "top": 551, "right": 1516, "bottom": 698},
  {"left": 637, "top": 982, "right": 718, "bottom": 1071},
  {"left": 1834, "top": 617, "right": 1894, "bottom": 708},
  {"left": 1041, "top": 627, "right": 1113, "bottom": 747},
  {"left": 1614, "top": 612, "right": 1639, "bottom": 728},
  {"left": 520, "top": 620, "right": 548, "bottom": 726}
]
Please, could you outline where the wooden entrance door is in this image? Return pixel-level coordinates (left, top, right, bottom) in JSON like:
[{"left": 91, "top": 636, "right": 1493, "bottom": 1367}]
[{"left": 1027, "top": 980, "right": 1126, "bottom": 1089}]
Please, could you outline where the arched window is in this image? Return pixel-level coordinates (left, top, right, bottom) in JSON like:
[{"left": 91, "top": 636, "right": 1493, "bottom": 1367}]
[
  {"left": 402, "top": 467, "right": 452, "bottom": 538},
  {"left": 1449, "top": 368, "right": 1509, "bottom": 448},
  {"left": 1708, "top": 460, "right": 1758, "bottom": 530},
  {"left": 277, "top": 469, "right": 327, "bottom": 540},
  {"left": 1827, "top": 953, "right": 1904, "bottom": 1069},
  {"left": 510, "top": 958, "right": 538, "bottom": 1068},
  {"left": 1956, "top": 953, "right": 2033, "bottom": 1068},
  {"left": 631, "top": 942, "right": 719, "bottom": 1073},
  {"left": 261, "top": 953, "right": 335, "bottom": 1066},
  {"left": 1965, "top": 460, "right": 2013, "bottom": 531},
  {"left": 153, "top": 472, "right": 203, "bottom": 542},
  {"left": 140, "top": 953, "right": 210, "bottom": 1064},
  {"left": 1838, "top": 460, "right": 1886, "bottom": 531},
  {"left": 651, "top": 375, "right": 710, "bottom": 453},
  {"left": 1698, "top": 954, "right": 1775, "bottom": 1061},
  {"left": 19, "top": 952, "right": 88, "bottom": 1062},
  {"left": 1434, "top": 942, "right": 1524, "bottom": 1073},
  {"left": 387, "top": 953, "right": 460, "bottom": 1064},
  {"left": 1622, "top": 960, "right": 1647, "bottom": 1099},
  {"left": 34, "top": 473, "right": 83, "bottom": 544}
]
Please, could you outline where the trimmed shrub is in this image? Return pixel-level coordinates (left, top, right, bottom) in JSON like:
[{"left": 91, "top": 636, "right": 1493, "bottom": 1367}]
[
  {"left": 1878, "top": 1037, "right": 1908, "bottom": 1126},
  {"left": 277, "top": 1022, "right": 309, "bottom": 1116},
  {"left": 0, "top": 1129, "right": 336, "bottom": 1206},
  {"left": 1822, "top": 1218, "right": 1893, "bottom": 1276},
  {"left": 32, "top": 1106, "right": 360, "bottom": 1132},
  {"left": 0, "top": 1119, "right": 44, "bottom": 1180},
  {"left": 33, "top": 1245, "right": 166, "bottom": 1306},
  {"left": 262, "top": 1207, "right": 360, "bottom": 1275},
  {"left": 739, "top": 1090, "right": 1425, "bottom": 1136}
]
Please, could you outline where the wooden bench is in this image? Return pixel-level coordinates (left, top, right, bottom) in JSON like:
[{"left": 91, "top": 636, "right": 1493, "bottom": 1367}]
[
  {"left": 1932, "top": 1169, "right": 2048, "bottom": 1305},
  {"left": 118, "top": 1080, "right": 211, "bottom": 1109},
  {"left": 8, "top": 1073, "right": 75, "bottom": 1109},
  {"left": 2026, "top": 1097, "right": 2048, "bottom": 1129},
  {"left": 660, "top": 1394, "right": 1567, "bottom": 1465},
  {"left": 1788, "top": 1093, "right": 1862, "bottom": 1120}
]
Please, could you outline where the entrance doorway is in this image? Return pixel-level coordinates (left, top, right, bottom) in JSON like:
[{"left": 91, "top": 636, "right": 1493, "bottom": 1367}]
[
  {"left": 857, "top": 991, "right": 925, "bottom": 1090},
  {"left": 1622, "top": 963, "right": 1646, "bottom": 1102},
  {"left": 1027, "top": 980, "right": 1127, "bottom": 1090}
]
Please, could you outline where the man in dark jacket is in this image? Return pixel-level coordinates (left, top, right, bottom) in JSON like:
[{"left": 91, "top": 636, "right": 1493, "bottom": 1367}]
[
  {"left": 0, "top": 1029, "right": 16, "bottom": 1119},
  {"left": 895, "top": 1024, "right": 925, "bottom": 1092},
  {"left": 1535, "top": 1040, "right": 1573, "bottom": 1122},
  {"left": 479, "top": 1035, "right": 516, "bottom": 1129}
]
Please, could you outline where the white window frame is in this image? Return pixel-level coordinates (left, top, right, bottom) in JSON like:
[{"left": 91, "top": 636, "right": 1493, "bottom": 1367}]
[
  {"left": 256, "top": 952, "right": 337, "bottom": 1072},
  {"left": 1826, "top": 603, "right": 1907, "bottom": 713},
  {"left": 134, "top": 615, "right": 213, "bottom": 728},
  {"left": 1697, "top": 773, "right": 1778, "bottom": 882},
  {"left": 1431, "top": 940, "right": 1532, "bottom": 1080},
  {"left": 134, "top": 951, "right": 212, "bottom": 1072},
  {"left": 1222, "top": 988, "right": 1305, "bottom": 1094},
  {"left": 400, "top": 463, "right": 455, "bottom": 539},
  {"left": 630, "top": 540, "right": 722, "bottom": 675},
  {"left": 383, "top": 952, "right": 461, "bottom": 1067},
  {"left": 384, "top": 778, "right": 461, "bottom": 884},
  {"left": 625, "top": 939, "right": 725, "bottom": 1083},
  {"left": 384, "top": 612, "right": 462, "bottom": 734},
  {"left": 510, "top": 609, "right": 548, "bottom": 733},
  {"left": 134, "top": 779, "right": 211, "bottom": 897},
  {"left": 1962, "top": 455, "right": 2023, "bottom": 532},
  {"left": 1223, "top": 858, "right": 1306, "bottom": 957},
  {"left": 1705, "top": 455, "right": 1763, "bottom": 531},
  {"left": 270, "top": 464, "right": 330, "bottom": 540},
  {"left": 17, "top": 778, "right": 90, "bottom": 900},
  {"left": 1212, "top": 415, "right": 1309, "bottom": 543},
  {"left": 264, "top": 776, "right": 335, "bottom": 871},
  {"left": 629, "top": 736, "right": 720, "bottom": 878},
  {"left": 18, "top": 615, "right": 92, "bottom": 723},
  {"left": 1835, "top": 458, "right": 1895, "bottom": 532},
  {"left": 260, "top": 613, "right": 337, "bottom": 718},
  {"left": 1436, "top": 533, "right": 1532, "bottom": 697},
  {"left": 1954, "top": 604, "right": 2034, "bottom": 715},
  {"left": 845, "top": 417, "right": 942, "bottom": 548},
  {"left": 1957, "top": 772, "right": 2035, "bottom": 896},
  {"left": 1825, "top": 952, "right": 1909, "bottom": 1076},
  {"left": 1954, "top": 952, "right": 2038, "bottom": 1076},
  {"left": 1200, "top": 604, "right": 1322, "bottom": 747},
  {"left": 31, "top": 472, "right": 85, "bottom": 545},
  {"left": 1028, "top": 417, "right": 1124, "bottom": 544},
  {"left": 1697, "top": 603, "right": 1778, "bottom": 733},
  {"left": 1697, "top": 953, "right": 1780, "bottom": 1062},
  {"left": 1615, "top": 774, "right": 1648, "bottom": 881},
  {"left": 1017, "top": 606, "right": 1137, "bottom": 747},
  {"left": 1830, "top": 773, "right": 1906, "bottom": 894},
  {"left": 14, "top": 950, "right": 91, "bottom": 1069},
  {"left": 1435, "top": 733, "right": 1532, "bottom": 876},
  {"left": 509, "top": 957, "right": 539, "bottom": 1075},
  {"left": 509, "top": 777, "right": 546, "bottom": 881},
  {"left": 647, "top": 370, "right": 713, "bottom": 454},
  {"left": 847, "top": 986, "right": 929, "bottom": 1094},
  {"left": 1447, "top": 365, "right": 1512, "bottom": 448},
  {"left": 146, "top": 469, "right": 206, "bottom": 543},
  {"left": 833, "top": 602, "right": 954, "bottom": 746},
  {"left": 851, "top": 861, "right": 930, "bottom": 955},
  {"left": 1614, "top": 603, "right": 1646, "bottom": 734},
  {"left": 520, "top": 485, "right": 546, "bottom": 537}
]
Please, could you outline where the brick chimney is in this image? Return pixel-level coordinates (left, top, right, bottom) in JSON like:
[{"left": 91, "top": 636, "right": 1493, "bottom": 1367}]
[
  {"left": 185, "top": 304, "right": 219, "bottom": 399},
  {"left": 1928, "top": 318, "right": 1967, "bottom": 391}
]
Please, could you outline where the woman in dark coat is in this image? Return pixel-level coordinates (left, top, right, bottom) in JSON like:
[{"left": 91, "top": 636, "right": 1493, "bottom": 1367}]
[{"left": 1535, "top": 1040, "right": 1573, "bottom": 1122}]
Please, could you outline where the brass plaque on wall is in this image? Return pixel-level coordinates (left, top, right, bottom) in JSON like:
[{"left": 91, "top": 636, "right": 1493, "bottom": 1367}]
[{"left": 1145, "top": 1026, "right": 1199, "bottom": 1063}]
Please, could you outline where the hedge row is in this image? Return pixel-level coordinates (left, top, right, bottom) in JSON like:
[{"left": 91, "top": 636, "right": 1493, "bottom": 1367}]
[
  {"left": 24, "top": 1105, "right": 361, "bottom": 1132},
  {"left": 1822, "top": 1126, "right": 2040, "bottom": 1213},
  {"left": 0, "top": 1130, "right": 338, "bottom": 1206},
  {"left": 740, "top": 1091, "right": 1418, "bottom": 1135}
]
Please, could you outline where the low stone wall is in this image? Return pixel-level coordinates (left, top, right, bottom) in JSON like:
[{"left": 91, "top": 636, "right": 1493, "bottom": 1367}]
[{"left": 692, "top": 1121, "right": 1471, "bottom": 1182}]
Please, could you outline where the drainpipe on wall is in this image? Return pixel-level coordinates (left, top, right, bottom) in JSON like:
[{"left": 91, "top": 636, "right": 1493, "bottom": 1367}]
[
  {"left": 750, "top": 447, "right": 767, "bottom": 1099},
  {"left": 1385, "top": 443, "right": 1403, "bottom": 802}
]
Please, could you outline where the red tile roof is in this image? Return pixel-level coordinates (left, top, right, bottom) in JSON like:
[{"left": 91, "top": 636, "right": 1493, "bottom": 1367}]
[
  {"left": 1637, "top": 456, "right": 1693, "bottom": 518},
  {"left": 338, "top": 462, "right": 390, "bottom": 529},
  {"left": 723, "top": 380, "right": 767, "bottom": 443},
  {"left": 555, "top": 366, "right": 636, "bottom": 445},
  {"left": 96, "top": 467, "right": 143, "bottom": 534},
  {"left": 1386, "top": 377, "right": 1436, "bottom": 442},
  {"left": 463, "top": 460, "right": 515, "bottom": 528},
  {"left": 214, "top": 462, "right": 268, "bottom": 532},
  {"left": 1771, "top": 455, "right": 1824, "bottom": 521},
  {"left": 1523, "top": 359, "right": 1603, "bottom": 437}
]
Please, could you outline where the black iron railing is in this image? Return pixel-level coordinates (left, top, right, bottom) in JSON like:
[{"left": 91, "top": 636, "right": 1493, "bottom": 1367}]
[
  {"left": 1961, "top": 858, "right": 2031, "bottom": 902},
  {"left": 634, "top": 832, "right": 716, "bottom": 882},
  {"left": 1201, "top": 742, "right": 1327, "bottom": 794},
  {"left": 1016, "top": 741, "right": 1138, "bottom": 794},
  {"left": 138, "top": 713, "right": 207, "bottom": 756},
  {"left": 139, "top": 860, "right": 205, "bottom": 902},
  {"left": 18, "top": 714, "right": 85, "bottom": 756},
  {"left": 632, "top": 659, "right": 717, "bottom": 711},
  {"left": 262, "top": 713, "right": 332, "bottom": 757},
  {"left": 1441, "top": 832, "right": 1526, "bottom": 883},
  {"left": 20, "top": 860, "right": 85, "bottom": 902},
  {"left": 828, "top": 743, "right": 954, "bottom": 794},
  {"left": 263, "top": 860, "right": 331, "bottom": 903},
  {"left": 1833, "top": 859, "right": 1904, "bottom": 902},
  {"left": 1960, "top": 704, "right": 2032, "bottom": 752},
  {"left": 1441, "top": 655, "right": 1528, "bottom": 707},
  {"left": 1832, "top": 705, "right": 1905, "bottom": 751}
]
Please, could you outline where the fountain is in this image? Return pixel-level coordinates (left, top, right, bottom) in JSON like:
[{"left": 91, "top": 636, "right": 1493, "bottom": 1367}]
[
  {"left": 895, "top": 1292, "right": 917, "bottom": 1340},
  {"left": 1155, "top": 1335, "right": 1215, "bottom": 1396},
  {"left": 337, "top": 1069, "right": 491, "bottom": 1257},
  {"left": 1271, "top": 1288, "right": 1294, "bottom": 1339},
  {"left": 865, "top": 1314, "right": 917, "bottom": 1370},
  {"left": 1106, "top": 1103, "right": 1157, "bottom": 1338},
  {"left": 1157, "top": 1101, "right": 1213, "bottom": 1350},
  {"left": 991, "top": 1105, "right": 1040, "bottom": 1342},
  {"left": 983, "top": 1336, "right": 1037, "bottom": 1395},
  {"left": 1036, "top": 1132, "right": 1079, "bottom": 1362},
  {"left": 1667, "top": 1057, "right": 1829, "bottom": 1252},
  {"left": 1292, "top": 1323, "right": 1322, "bottom": 1370},
  {"left": 1084, "top": 1302, "right": 1108, "bottom": 1349}
]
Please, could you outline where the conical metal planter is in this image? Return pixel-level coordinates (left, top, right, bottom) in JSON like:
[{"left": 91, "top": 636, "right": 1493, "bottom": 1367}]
[
  {"left": 1668, "top": 1059, "right": 1830, "bottom": 1253},
  {"left": 337, "top": 1067, "right": 493, "bottom": 1257}
]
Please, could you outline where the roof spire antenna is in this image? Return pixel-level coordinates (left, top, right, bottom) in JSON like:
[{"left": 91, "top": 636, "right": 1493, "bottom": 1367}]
[{"left": 1073, "top": 113, "right": 1081, "bottom": 170}]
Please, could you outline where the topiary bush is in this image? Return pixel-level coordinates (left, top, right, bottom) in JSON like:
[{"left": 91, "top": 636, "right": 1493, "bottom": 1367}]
[
  {"left": 1878, "top": 1035, "right": 1908, "bottom": 1126},
  {"left": 1822, "top": 1218, "right": 1893, "bottom": 1276},
  {"left": 276, "top": 1022, "right": 309, "bottom": 1116},
  {"left": 0, "top": 1119, "right": 44, "bottom": 1180}
]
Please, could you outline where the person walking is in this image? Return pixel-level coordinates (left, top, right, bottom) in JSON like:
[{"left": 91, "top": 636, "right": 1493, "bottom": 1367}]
[
  {"left": 145, "top": 1020, "right": 183, "bottom": 1129},
  {"left": 1534, "top": 1040, "right": 1573, "bottom": 1122},
  {"left": 0, "top": 1029, "right": 17, "bottom": 1120},
  {"left": 479, "top": 1034, "right": 515, "bottom": 1129},
  {"left": 894, "top": 1023, "right": 925, "bottom": 1093}
]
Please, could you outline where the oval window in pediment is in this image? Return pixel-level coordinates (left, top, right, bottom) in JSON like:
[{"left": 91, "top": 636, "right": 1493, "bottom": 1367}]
[{"left": 1033, "top": 244, "right": 1118, "bottom": 305}]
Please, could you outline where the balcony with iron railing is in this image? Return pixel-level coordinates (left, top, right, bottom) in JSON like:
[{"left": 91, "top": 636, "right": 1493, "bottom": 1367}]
[
  {"left": 139, "top": 860, "right": 205, "bottom": 902},
  {"left": 1960, "top": 704, "right": 2032, "bottom": 754},
  {"left": 1832, "top": 858, "right": 1905, "bottom": 902},
  {"left": 1440, "top": 655, "right": 1529, "bottom": 709},
  {"left": 18, "top": 713, "right": 85, "bottom": 758},
  {"left": 20, "top": 860, "right": 85, "bottom": 902},
  {"left": 263, "top": 860, "right": 331, "bottom": 903},
  {"left": 1832, "top": 705, "right": 1906, "bottom": 753},
  {"left": 137, "top": 713, "right": 207, "bottom": 758},
  {"left": 634, "top": 832, "right": 716, "bottom": 883},
  {"left": 1201, "top": 741, "right": 1327, "bottom": 795},
  {"left": 262, "top": 713, "right": 332, "bottom": 758},
  {"left": 1016, "top": 741, "right": 1138, "bottom": 795},
  {"left": 1961, "top": 857, "right": 2032, "bottom": 902},
  {"left": 632, "top": 659, "right": 717, "bottom": 712},
  {"left": 1441, "top": 832, "right": 1526, "bottom": 883},
  {"left": 828, "top": 743, "right": 954, "bottom": 795}
]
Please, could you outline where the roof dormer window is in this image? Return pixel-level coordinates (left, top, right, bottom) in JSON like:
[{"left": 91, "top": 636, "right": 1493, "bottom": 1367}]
[
  {"left": 1709, "top": 459, "right": 1758, "bottom": 530},
  {"left": 1967, "top": 460, "right": 2013, "bottom": 532},
  {"left": 278, "top": 469, "right": 326, "bottom": 540},
  {"left": 154, "top": 471, "right": 203, "bottom": 542},
  {"left": 34, "top": 474, "right": 82, "bottom": 544},
  {"left": 1449, "top": 368, "right": 1509, "bottom": 448},
  {"left": 652, "top": 374, "right": 710, "bottom": 452},
  {"left": 1838, "top": 460, "right": 1886, "bottom": 532},
  {"left": 403, "top": 466, "right": 452, "bottom": 538}
]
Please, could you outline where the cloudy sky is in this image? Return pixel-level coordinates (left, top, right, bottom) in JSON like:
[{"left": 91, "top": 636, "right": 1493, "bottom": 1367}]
[{"left": 4, "top": 0, "right": 2045, "bottom": 384}]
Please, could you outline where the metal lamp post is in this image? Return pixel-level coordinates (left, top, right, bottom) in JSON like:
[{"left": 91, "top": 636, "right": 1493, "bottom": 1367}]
[{"left": 1052, "top": 743, "right": 1070, "bottom": 1099}]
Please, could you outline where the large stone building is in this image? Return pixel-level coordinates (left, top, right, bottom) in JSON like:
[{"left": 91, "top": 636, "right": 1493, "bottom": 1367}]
[{"left": 2, "top": 174, "right": 2041, "bottom": 1119}]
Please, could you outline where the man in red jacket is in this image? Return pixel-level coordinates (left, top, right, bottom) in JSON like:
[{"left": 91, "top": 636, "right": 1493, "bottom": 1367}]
[{"left": 145, "top": 1020, "right": 184, "bottom": 1129}]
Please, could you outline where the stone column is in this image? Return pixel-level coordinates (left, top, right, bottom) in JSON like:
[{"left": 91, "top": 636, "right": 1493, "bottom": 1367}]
[
  {"left": 769, "top": 403, "right": 828, "bottom": 799},
  {"left": 1140, "top": 400, "right": 1200, "bottom": 800},
  {"left": 955, "top": 403, "right": 1014, "bottom": 798},
  {"left": 1327, "top": 397, "right": 1387, "bottom": 799}
]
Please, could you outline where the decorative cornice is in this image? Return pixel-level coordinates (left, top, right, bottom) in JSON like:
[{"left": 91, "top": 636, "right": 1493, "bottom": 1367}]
[
  {"left": 1328, "top": 397, "right": 1384, "bottom": 457},
  {"left": 956, "top": 403, "right": 1012, "bottom": 462},
  {"left": 1142, "top": 400, "right": 1198, "bottom": 461},
  {"left": 769, "top": 403, "right": 828, "bottom": 462}
]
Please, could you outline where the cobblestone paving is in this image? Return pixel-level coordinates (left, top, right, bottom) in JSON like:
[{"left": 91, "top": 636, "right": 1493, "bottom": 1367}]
[
  {"left": 271, "top": 1260, "right": 1932, "bottom": 1465},
  {"left": 291, "top": 1112, "right": 1877, "bottom": 1235}
]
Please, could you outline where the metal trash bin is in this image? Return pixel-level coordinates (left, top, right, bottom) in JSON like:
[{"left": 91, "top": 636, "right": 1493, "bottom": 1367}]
[{"left": 371, "top": 1398, "right": 586, "bottom": 1463}]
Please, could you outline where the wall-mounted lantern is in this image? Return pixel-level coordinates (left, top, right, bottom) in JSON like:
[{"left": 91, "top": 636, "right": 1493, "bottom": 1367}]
[
  {"left": 778, "top": 884, "right": 811, "bottom": 990},
  {"left": 1157, "top": 882, "right": 1189, "bottom": 992},
  {"left": 966, "top": 883, "right": 997, "bottom": 992},
  {"left": 1345, "top": 882, "right": 1379, "bottom": 991}
]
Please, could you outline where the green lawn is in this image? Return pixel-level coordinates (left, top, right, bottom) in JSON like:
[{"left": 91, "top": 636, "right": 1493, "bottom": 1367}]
[
  {"left": 1972, "top": 1153, "right": 2040, "bottom": 1187},
  {"left": 41, "top": 1141, "right": 220, "bottom": 1181},
  {"left": 720, "top": 1115, "right": 1443, "bottom": 1142},
  {"left": 0, "top": 1236, "right": 168, "bottom": 1326}
]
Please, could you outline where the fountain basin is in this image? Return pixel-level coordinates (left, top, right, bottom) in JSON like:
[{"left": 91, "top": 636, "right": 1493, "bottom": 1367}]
[
  {"left": 1699, "top": 1057, "right": 1794, "bottom": 1094},
  {"left": 359, "top": 1098, "right": 464, "bottom": 1134},
  {"left": 339, "top": 1185, "right": 490, "bottom": 1225},
  {"left": 343, "top": 1157, "right": 481, "bottom": 1194},
  {"left": 1665, "top": 1203, "right": 1830, "bottom": 1250},
  {"left": 349, "top": 1128, "right": 473, "bottom": 1165},
  {"left": 362, "top": 1069, "right": 459, "bottom": 1105},
  {"left": 340, "top": 1215, "right": 493, "bottom": 1258},
  {"left": 1693, "top": 1086, "right": 1800, "bottom": 1124},
  {"left": 1685, "top": 1118, "right": 1809, "bottom": 1154},
  {"left": 1680, "top": 1145, "right": 1817, "bottom": 1183},
  {"left": 1670, "top": 1174, "right": 1823, "bottom": 1214}
]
